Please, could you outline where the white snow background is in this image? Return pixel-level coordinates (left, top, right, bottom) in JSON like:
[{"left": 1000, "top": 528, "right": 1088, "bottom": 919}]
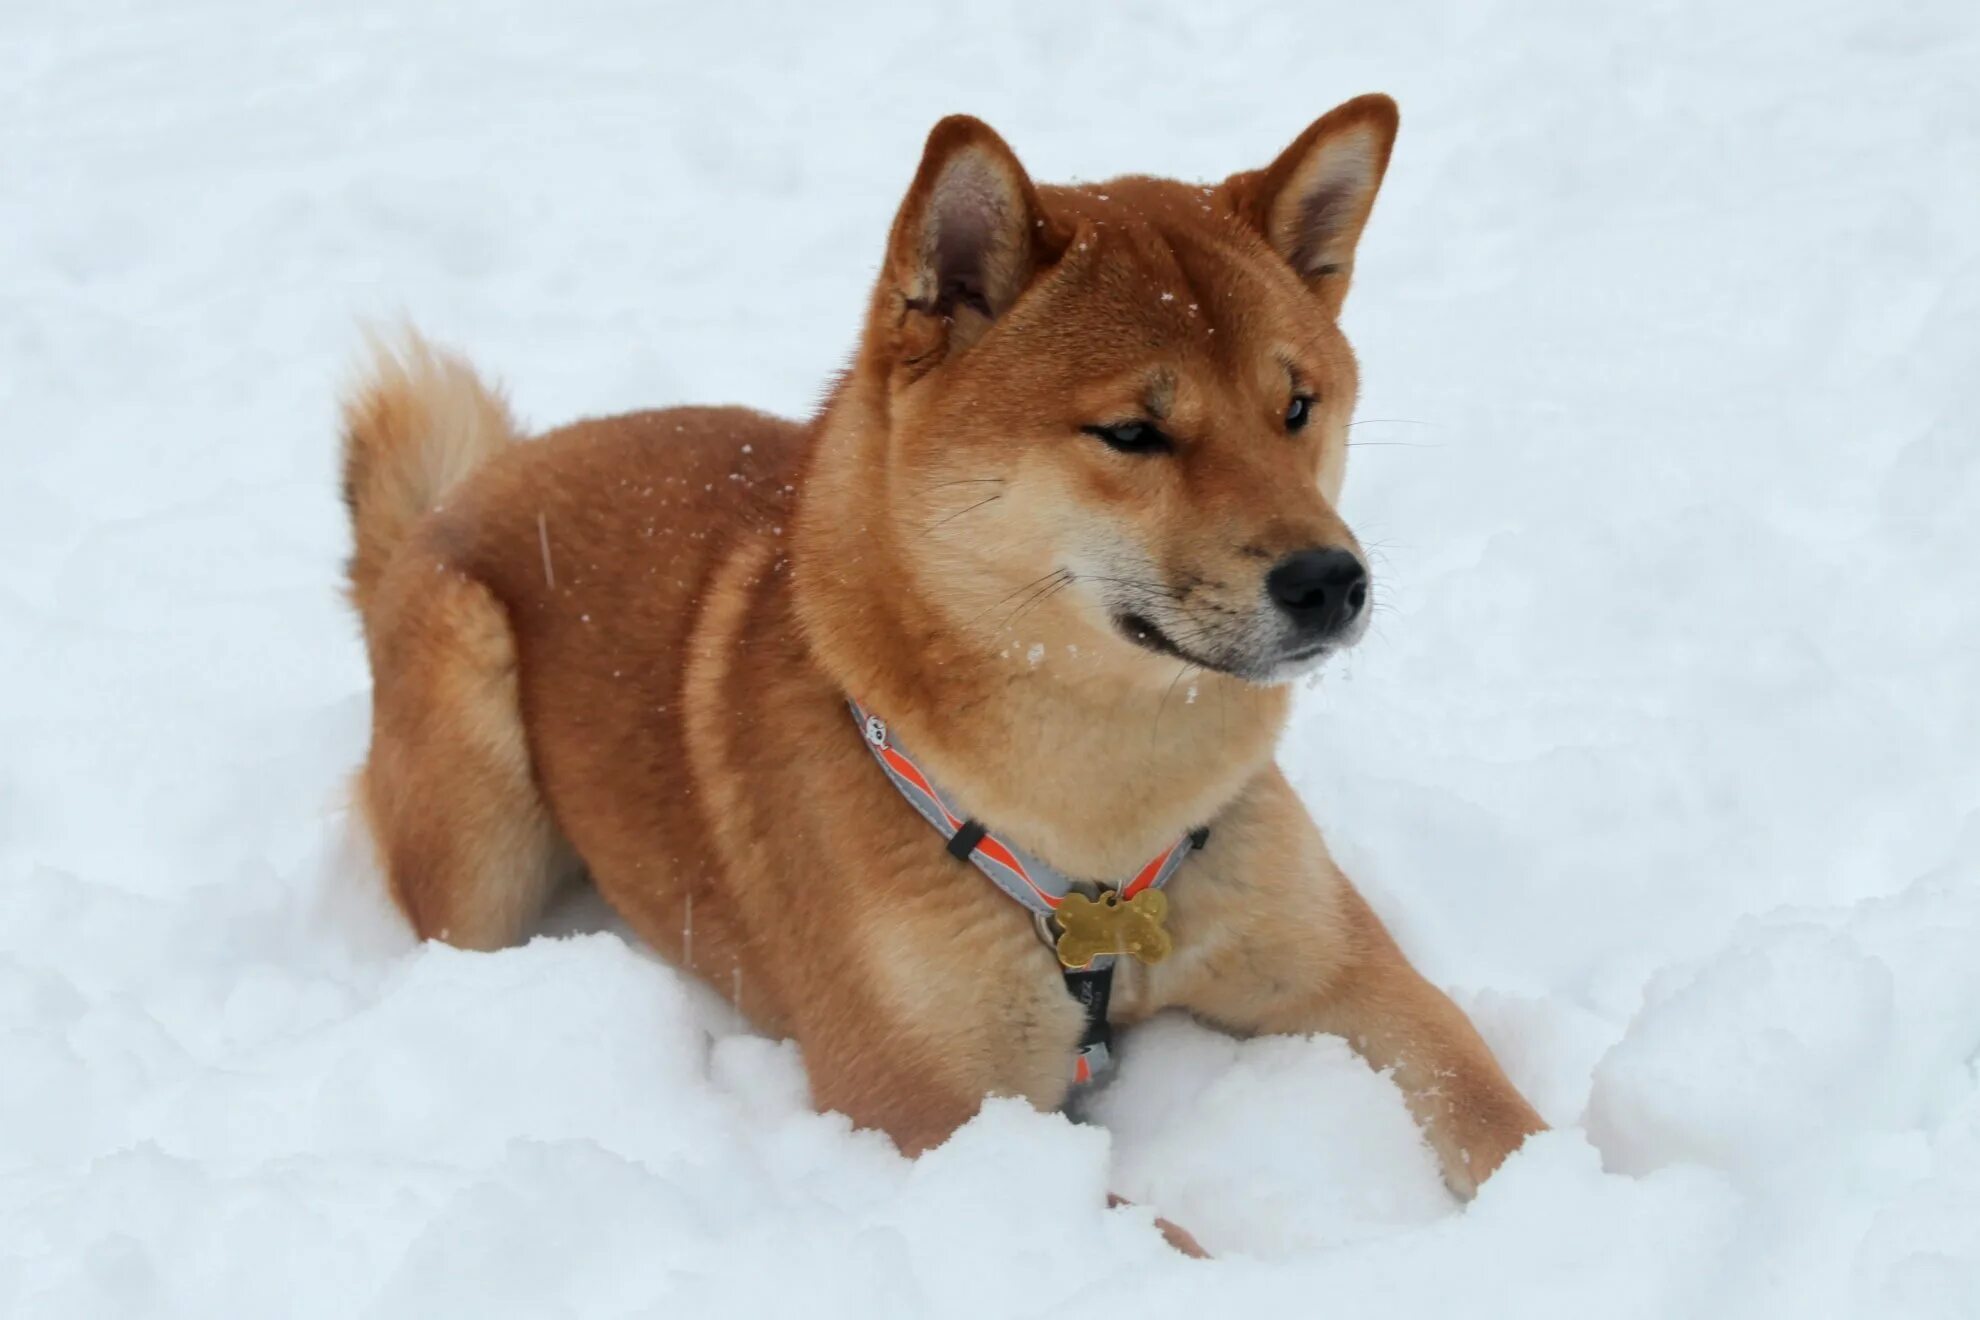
[{"left": 4, "top": 1, "right": 1978, "bottom": 1315}]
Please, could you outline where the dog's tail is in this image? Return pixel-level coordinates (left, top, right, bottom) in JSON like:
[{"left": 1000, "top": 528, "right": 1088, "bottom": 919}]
[{"left": 340, "top": 330, "right": 520, "bottom": 620}]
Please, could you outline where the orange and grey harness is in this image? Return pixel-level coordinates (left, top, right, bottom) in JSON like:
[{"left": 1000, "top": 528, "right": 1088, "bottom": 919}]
[{"left": 850, "top": 700, "right": 1207, "bottom": 1087}]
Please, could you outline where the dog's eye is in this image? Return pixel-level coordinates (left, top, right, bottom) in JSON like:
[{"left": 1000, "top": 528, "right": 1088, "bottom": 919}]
[
  {"left": 1081, "top": 421, "right": 1173, "bottom": 455},
  {"left": 1285, "top": 394, "right": 1315, "bottom": 433}
]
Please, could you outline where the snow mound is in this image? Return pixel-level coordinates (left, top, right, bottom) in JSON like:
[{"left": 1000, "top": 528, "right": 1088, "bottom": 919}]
[{"left": 4, "top": 0, "right": 1978, "bottom": 1314}]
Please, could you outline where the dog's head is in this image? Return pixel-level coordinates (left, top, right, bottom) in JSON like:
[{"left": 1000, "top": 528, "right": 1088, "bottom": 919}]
[{"left": 862, "top": 97, "right": 1398, "bottom": 686}]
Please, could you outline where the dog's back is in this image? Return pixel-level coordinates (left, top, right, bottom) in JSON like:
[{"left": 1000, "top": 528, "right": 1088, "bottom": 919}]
[{"left": 343, "top": 339, "right": 805, "bottom": 976}]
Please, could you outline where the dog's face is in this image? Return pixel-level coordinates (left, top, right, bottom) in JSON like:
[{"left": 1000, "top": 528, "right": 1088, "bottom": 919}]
[{"left": 872, "top": 99, "right": 1398, "bottom": 687}]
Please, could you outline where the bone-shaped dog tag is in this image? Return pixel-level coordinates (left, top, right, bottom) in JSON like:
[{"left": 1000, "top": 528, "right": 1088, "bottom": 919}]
[{"left": 1054, "top": 889, "right": 1172, "bottom": 968}]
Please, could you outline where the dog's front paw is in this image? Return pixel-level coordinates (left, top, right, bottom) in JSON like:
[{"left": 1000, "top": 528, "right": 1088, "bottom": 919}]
[
  {"left": 1434, "top": 1089, "right": 1548, "bottom": 1199},
  {"left": 1108, "top": 1193, "right": 1211, "bottom": 1258}
]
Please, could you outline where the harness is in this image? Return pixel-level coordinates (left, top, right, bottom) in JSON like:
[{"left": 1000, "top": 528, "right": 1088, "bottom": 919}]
[{"left": 849, "top": 700, "right": 1207, "bottom": 1088}]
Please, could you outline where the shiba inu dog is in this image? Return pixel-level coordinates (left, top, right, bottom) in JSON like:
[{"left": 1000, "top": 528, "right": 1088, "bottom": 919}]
[{"left": 340, "top": 93, "right": 1544, "bottom": 1245}]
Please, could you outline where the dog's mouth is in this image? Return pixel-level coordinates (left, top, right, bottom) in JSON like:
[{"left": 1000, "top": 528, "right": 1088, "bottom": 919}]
[
  {"left": 1111, "top": 610, "right": 1339, "bottom": 684},
  {"left": 1112, "top": 611, "right": 1247, "bottom": 677},
  {"left": 1113, "top": 612, "right": 1187, "bottom": 661}
]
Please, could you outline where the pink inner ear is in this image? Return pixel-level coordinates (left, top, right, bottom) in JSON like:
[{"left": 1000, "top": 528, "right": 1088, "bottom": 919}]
[
  {"left": 1290, "top": 178, "right": 1359, "bottom": 276},
  {"left": 924, "top": 153, "right": 1021, "bottom": 319},
  {"left": 1277, "top": 130, "right": 1380, "bottom": 279}
]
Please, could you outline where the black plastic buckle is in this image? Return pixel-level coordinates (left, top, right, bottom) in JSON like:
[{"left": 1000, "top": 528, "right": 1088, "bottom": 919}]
[{"left": 946, "top": 818, "right": 989, "bottom": 862}]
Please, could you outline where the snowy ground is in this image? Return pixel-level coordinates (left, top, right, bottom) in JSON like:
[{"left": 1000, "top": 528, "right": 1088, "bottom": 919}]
[{"left": 5, "top": 1, "right": 1979, "bottom": 1315}]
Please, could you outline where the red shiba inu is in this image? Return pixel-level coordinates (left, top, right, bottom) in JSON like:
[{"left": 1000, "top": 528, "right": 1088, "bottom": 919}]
[{"left": 340, "top": 93, "right": 1544, "bottom": 1248}]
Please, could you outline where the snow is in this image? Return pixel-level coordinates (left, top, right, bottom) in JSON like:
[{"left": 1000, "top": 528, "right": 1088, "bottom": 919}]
[{"left": 4, "top": 0, "right": 1978, "bottom": 1315}]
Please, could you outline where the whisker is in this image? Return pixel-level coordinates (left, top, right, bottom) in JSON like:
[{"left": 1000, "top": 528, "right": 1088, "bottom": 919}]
[
  {"left": 1154, "top": 661, "right": 1199, "bottom": 736},
  {"left": 926, "top": 477, "right": 1007, "bottom": 491},
  {"left": 1347, "top": 418, "right": 1441, "bottom": 448},
  {"left": 969, "top": 567, "right": 1067, "bottom": 626},
  {"left": 1079, "top": 573, "right": 1189, "bottom": 601},
  {"left": 998, "top": 570, "right": 1074, "bottom": 631},
  {"left": 922, "top": 493, "right": 1002, "bottom": 532},
  {"left": 1007, "top": 575, "right": 1075, "bottom": 630}
]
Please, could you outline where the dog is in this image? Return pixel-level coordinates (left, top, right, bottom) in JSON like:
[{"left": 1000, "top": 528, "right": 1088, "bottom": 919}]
[{"left": 339, "top": 94, "right": 1545, "bottom": 1244}]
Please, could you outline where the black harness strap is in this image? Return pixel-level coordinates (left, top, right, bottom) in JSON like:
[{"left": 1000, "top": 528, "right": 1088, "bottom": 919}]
[{"left": 1062, "top": 964, "right": 1114, "bottom": 1065}]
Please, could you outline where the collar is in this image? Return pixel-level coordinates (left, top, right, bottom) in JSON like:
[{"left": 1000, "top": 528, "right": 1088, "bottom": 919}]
[
  {"left": 849, "top": 698, "right": 1210, "bottom": 1088},
  {"left": 850, "top": 699, "right": 1205, "bottom": 926}
]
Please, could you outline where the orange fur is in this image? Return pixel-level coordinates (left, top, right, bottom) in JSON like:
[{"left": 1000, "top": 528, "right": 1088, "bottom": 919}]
[{"left": 340, "top": 95, "right": 1544, "bottom": 1228}]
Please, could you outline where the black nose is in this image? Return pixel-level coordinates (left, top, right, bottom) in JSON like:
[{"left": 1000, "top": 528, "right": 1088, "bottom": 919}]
[{"left": 1266, "top": 547, "right": 1369, "bottom": 636}]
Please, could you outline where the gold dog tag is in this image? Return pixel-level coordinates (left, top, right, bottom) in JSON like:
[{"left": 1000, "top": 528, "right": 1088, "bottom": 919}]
[{"left": 1054, "top": 889, "right": 1172, "bottom": 968}]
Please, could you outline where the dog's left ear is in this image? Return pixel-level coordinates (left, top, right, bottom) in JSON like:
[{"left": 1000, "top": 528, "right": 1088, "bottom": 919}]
[{"left": 1226, "top": 94, "right": 1399, "bottom": 315}]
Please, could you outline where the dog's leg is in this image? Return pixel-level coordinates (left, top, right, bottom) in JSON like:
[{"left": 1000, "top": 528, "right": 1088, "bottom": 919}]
[
  {"left": 1264, "top": 883, "right": 1545, "bottom": 1197},
  {"left": 1155, "top": 766, "right": 1545, "bottom": 1197},
  {"left": 796, "top": 973, "right": 1212, "bottom": 1254},
  {"left": 788, "top": 900, "right": 1089, "bottom": 1156},
  {"left": 359, "top": 570, "right": 575, "bottom": 950}
]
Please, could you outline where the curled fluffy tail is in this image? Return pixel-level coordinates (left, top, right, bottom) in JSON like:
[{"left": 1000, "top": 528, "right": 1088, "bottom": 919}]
[{"left": 340, "top": 331, "right": 519, "bottom": 619}]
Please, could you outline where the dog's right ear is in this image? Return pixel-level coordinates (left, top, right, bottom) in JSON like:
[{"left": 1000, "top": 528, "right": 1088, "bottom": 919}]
[{"left": 880, "top": 116, "right": 1065, "bottom": 373}]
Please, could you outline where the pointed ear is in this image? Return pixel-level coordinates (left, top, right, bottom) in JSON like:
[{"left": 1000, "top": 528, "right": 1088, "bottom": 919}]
[
  {"left": 1227, "top": 94, "right": 1399, "bottom": 313},
  {"left": 881, "top": 116, "right": 1064, "bottom": 371}
]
